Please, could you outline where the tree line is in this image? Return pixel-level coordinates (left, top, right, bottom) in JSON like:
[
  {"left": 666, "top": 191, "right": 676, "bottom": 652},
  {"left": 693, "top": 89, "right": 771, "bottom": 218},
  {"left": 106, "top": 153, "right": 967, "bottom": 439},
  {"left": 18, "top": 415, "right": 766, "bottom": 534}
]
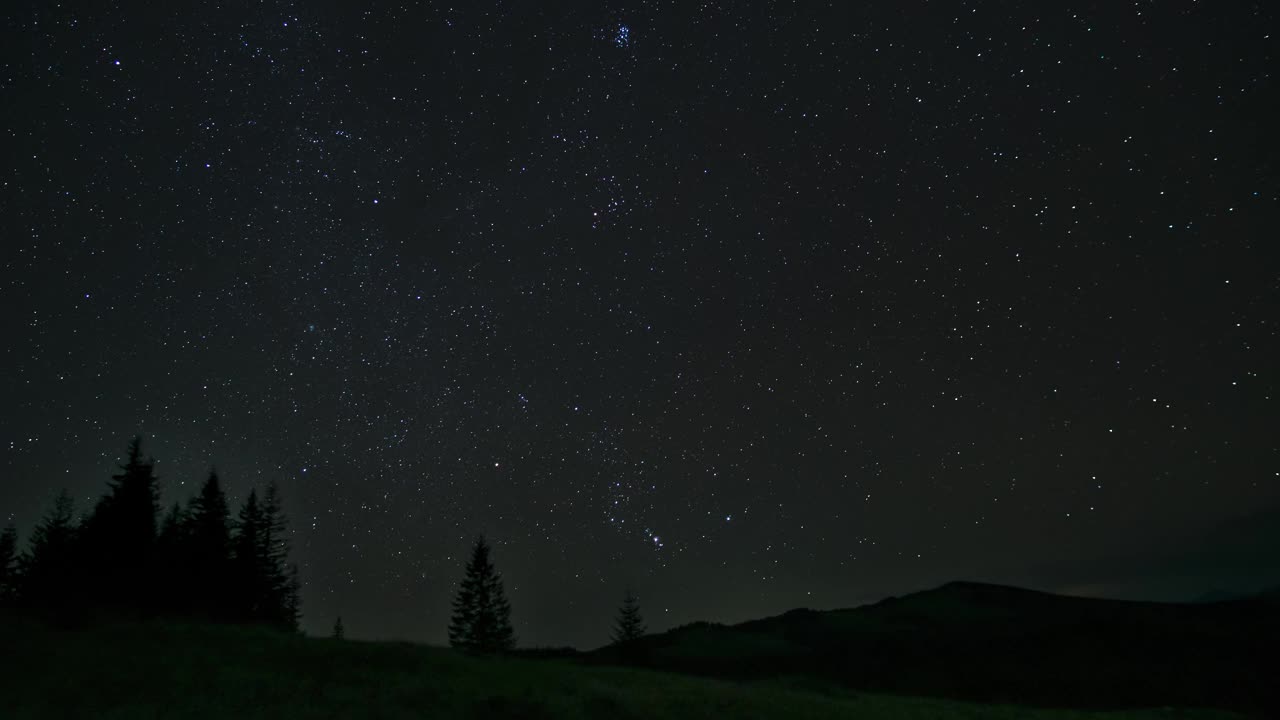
[
  {"left": 0, "top": 437, "right": 299, "bottom": 631},
  {"left": 0, "top": 438, "right": 652, "bottom": 650}
]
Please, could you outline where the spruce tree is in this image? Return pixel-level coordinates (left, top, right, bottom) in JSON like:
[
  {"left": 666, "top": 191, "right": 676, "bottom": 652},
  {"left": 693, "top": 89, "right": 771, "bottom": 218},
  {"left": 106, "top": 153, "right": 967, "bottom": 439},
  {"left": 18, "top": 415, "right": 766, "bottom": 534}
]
[
  {"left": 230, "top": 484, "right": 301, "bottom": 630},
  {"left": 82, "top": 436, "right": 161, "bottom": 611},
  {"left": 261, "top": 481, "right": 300, "bottom": 631},
  {"left": 231, "top": 489, "right": 265, "bottom": 621},
  {"left": 98, "top": 437, "right": 162, "bottom": 541},
  {"left": 611, "top": 590, "right": 647, "bottom": 643},
  {"left": 332, "top": 616, "right": 345, "bottom": 640},
  {"left": 282, "top": 562, "right": 301, "bottom": 631},
  {"left": 0, "top": 524, "right": 18, "bottom": 604},
  {"left": 448, "top": 535, "right": 514, "bottom": 652},
  {"left": 188, "top": 470, "right": 232, "bottom": 617},
  {"left": 18, "top": 491, "right": 79, "bottom": 612}
]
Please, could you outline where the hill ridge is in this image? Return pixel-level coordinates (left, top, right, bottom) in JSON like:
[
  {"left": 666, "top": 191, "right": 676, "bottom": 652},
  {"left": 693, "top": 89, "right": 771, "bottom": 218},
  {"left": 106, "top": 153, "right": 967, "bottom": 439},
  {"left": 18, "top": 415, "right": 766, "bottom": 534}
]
[{"left": 590, "top": 580, "right": 1276, "bottom": 715}]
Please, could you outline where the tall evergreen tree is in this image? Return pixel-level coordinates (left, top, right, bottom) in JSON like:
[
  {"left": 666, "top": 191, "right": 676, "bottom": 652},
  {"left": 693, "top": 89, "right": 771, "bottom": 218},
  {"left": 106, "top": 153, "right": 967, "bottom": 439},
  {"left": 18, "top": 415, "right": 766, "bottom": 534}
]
[
  {"left": 188, "top": 469, "right": 232, "bottom": 617},
  {"left": 611, "top": 590, "right": 647, "bottom": 643},
  {"left": 281, "top": 562, "right": 301, "bottom": 631},
  {"left": 448, "top": 535, "right": 514, "bottom": 652},
  {"left": 82, "top": 436, "right": 161, "bottom": 611},
  {"left": 18, "top": 491, "right": 79, "bottom": 613},
  {"left": 0, "top": 524, "right": 18, "bottom": 604},
  {"left": 332, "top": 616, "right": 345, "bottom": 640},
  {"left": 231, "top": 489, "right": 266, "bottom": 622},
  {"left": 229, "top": 484, "right": 300, "bottom": 630},
  {"left": 98, "top": 437, "right": 162, "bottom": 541},
  {"left": 260, "top": 481, "right": 300, "bottom": 631}
]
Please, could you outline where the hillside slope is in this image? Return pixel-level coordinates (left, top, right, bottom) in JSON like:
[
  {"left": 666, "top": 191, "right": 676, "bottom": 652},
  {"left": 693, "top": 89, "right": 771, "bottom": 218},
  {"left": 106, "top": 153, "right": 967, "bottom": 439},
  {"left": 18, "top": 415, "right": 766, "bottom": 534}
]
[{"left": 590, "top": 582, "right": 1278, "bottom": 715}]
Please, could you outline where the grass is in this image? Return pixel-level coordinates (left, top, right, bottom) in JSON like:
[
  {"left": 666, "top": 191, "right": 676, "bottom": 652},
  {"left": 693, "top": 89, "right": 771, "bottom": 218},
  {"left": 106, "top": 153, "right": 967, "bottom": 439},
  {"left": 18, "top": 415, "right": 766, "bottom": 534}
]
[{"left": 0, "top": 616, "right": 1244, "bottom": 720}]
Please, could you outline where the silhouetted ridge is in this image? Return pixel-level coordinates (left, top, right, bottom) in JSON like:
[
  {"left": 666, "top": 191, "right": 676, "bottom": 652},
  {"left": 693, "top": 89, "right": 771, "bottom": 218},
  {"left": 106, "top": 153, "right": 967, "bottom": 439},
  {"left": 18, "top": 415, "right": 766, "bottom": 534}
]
[
  {"left": 590, "top": 581, "right": 1276, "bottom": 716},
  {"left": 930, "top": 579, "right": 1052, "bottom": 596}
]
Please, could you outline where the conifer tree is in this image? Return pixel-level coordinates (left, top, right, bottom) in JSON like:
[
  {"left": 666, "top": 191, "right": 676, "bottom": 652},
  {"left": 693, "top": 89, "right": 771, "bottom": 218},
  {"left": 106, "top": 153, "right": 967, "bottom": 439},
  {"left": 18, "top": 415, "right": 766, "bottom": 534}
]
[
  {"left": 231, "top": 489, "right": 265, "bottom": 621},
  {"left": 611, "top": 589, "right": 647, "bottom": 643},
  {"left": 448, "top": 535, "right": 514, "bottom": 652},
  {"left": 332, "top": 616, "right": 345, "bottom": 640},
  {"left": 18, "top": 491, "right": 79, "bottom": 612},
  {"left": 0, "top": 524, "right": 18, "bottom": 604},
  {"left": 97, "top": 437, "right": 161, "bottom": 541},
  {"left": 230, "top": 484, "right": 301, "bottom": 630},
  {"left": 261, "top": 481, "right": 300, "bottom": 631},
  {"left": 82, "top": 436, "right": 161, "bottom": 610},
  {"left": 188, "top": 469, "right": 232, "bottom": 617},
  {"left": 283, "top": 562, "right": 301, "bottom": 631}
]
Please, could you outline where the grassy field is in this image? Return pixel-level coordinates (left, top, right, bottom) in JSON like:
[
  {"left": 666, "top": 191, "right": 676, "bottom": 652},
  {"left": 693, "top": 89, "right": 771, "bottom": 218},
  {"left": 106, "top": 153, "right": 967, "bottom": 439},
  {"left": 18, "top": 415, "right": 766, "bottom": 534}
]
[{"left": 0, "top": 615, "right": 1243, "bottom": 719}]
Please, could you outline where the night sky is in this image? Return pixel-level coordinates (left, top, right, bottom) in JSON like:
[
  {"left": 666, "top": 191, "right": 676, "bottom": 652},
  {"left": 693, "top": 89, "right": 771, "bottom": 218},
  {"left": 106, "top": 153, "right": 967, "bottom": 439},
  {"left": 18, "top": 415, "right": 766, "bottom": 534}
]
[{"left": 2, "top": 2, "right": 1277, "bottom": 648}]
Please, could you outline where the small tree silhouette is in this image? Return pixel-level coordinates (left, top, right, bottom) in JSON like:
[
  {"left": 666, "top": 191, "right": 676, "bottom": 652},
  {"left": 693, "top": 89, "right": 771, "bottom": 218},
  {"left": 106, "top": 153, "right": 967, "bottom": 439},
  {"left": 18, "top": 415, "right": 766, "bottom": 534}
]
[
  {"left": 332, "top": 616, "right": 345, "bottom": 640},
  {"left": 448, "top": 535, "right": 514, "bottom": 652},
  {"left": 0, "top": 524, "right": 18, "bottom": 604},
  {"left": 612, "top": 589, "right": 647, "bottom": 643}
]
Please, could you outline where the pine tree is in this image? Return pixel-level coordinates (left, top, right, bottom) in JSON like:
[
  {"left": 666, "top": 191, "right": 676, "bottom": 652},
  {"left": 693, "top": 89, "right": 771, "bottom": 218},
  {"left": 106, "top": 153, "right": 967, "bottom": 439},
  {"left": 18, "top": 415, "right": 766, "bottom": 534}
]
[
  {"left": 230, "top": 484, "right": 301, "bottom": 630},
  {"left": 188, "top": 469, "right": 232, "bottom": 617},
  {"left": 448, "top": 535, "right": 514, "bottom": 652},
  {"left": 611, "top": 590, "right": 647, "bottom": 643},
  {"left": 0, "top": 524, "right": 18, "bottom": 604},
  {"left": 82, "top": 436, "right": 161, "bottom": 611},
  {"left": 99, "top": 437, "right": 162, "bottom": 541},
  {"left": 261, "top": 482, "right": 300, "bottom": 631},
  {"left": 18, "top": 491, "right": 79, "bottom": 612},
  {"left": 332, "top": 616, "right": 345, "bottom": 640},
  {"left": 231, "top": 489, "right": 265, "bottom": 621},
  {"left": 280, "top": 561, "right": 301, "bottom": 632}
]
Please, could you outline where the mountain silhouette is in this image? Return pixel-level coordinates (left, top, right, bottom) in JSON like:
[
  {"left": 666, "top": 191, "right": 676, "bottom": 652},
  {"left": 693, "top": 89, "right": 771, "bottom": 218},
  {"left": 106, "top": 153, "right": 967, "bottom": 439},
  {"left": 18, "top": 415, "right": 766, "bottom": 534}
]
[{"left": 591, "top": 581, "right": 1276, "bottom": 715}]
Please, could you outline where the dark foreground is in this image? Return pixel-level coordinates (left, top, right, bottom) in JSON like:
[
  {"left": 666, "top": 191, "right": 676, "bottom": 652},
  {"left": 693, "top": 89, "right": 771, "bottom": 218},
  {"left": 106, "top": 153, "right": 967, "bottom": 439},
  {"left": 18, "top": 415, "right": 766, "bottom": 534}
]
[{"left": 0, "top": 613, "right": 1245, "bottom": 720}]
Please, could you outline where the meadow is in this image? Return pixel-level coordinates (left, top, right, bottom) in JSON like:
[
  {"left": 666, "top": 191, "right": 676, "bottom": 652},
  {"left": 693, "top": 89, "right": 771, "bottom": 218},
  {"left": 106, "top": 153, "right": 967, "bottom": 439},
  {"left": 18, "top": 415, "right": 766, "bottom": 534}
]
[{"left": 0, "top": 614, "right": 1244, "bottom": 720}]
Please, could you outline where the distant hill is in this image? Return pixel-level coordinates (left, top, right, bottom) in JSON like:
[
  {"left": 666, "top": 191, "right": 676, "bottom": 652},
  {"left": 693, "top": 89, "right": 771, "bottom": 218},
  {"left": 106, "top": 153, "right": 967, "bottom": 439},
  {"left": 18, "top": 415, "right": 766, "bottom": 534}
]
[
  {"left": 1191, "top": 585, "right": 1280, "bottom": 604},
  {"left": 0, "top": 612, "right": 1241, "bottom": 720},
  {"left": 589, "top": 581, "right": 1277, "bottom": 716}
]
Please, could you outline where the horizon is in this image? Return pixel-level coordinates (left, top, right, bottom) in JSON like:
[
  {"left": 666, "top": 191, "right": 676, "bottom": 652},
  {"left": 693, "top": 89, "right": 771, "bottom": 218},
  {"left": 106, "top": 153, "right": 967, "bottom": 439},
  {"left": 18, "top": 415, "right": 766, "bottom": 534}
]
[{"left": 6, "top": 448, "right": 1276, "bottom": 648}]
